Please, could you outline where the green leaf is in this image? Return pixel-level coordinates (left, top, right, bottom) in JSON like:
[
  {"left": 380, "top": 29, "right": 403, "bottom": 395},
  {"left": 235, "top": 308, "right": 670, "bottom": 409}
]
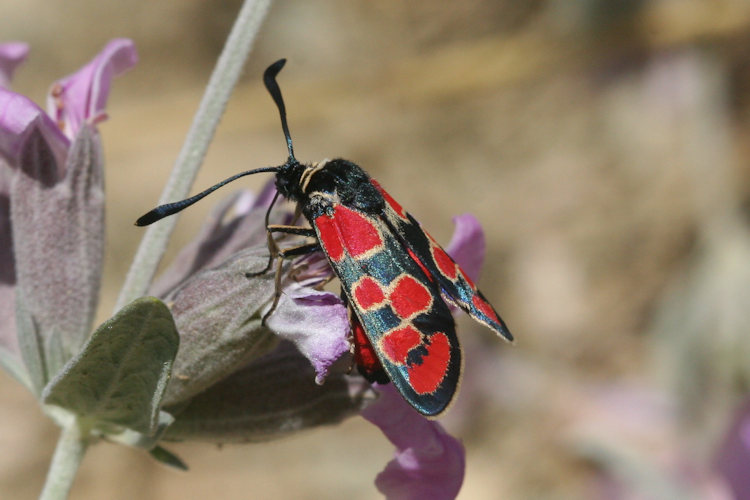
[
  {"left": 42, "top": 297, "right": 179, "bottom": 435},
  {"left": 149, "top": 446, "right": 188, "bottom": 471}
]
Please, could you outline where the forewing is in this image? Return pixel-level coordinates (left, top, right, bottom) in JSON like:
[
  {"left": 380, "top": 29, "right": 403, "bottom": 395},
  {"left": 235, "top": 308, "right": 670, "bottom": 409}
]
[
  {"left": 313, "top": 203, "right": 461, "bottom": 416},
  {"left": 371, "top": 180, "right": 513, "bottom": 342}
]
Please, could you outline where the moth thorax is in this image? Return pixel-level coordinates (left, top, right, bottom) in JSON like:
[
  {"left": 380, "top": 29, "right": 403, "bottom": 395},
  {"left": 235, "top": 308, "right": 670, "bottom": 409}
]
[{"left": 300, "top": 159, "right": 330, "bottom": 193}]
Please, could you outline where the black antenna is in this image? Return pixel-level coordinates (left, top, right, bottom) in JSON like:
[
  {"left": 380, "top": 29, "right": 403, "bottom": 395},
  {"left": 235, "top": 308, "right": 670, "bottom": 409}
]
[
  {"left": 264, "top": 59, "right": 295, "bottom": 161},
  {"left": 135, "top": 166, "right": 279, "bottom": 226},
  {"left": 135, "top": 59, "right": 296, "bottom": 227}
]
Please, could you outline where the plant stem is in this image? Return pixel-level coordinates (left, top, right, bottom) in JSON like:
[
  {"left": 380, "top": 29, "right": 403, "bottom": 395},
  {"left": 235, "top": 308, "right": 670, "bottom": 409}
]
[
  {"left": 115, "top": 0, "right": 273, "bottom": 312},
  {"left": 39, "top": 421, "right": 91, "bottom": 500}
]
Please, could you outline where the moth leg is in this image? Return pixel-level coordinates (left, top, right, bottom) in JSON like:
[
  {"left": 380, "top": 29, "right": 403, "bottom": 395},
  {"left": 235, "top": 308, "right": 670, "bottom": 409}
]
[
  {"left": 246, "top": 224, "right": 317, "bottom": 278},
  {"left": 268, "top": 224, "right": 316, "bottom": 237},
  {"left": 261, "top": 241, "right": 321, "bottom": 325},
  {"left": 247, "top": 190, "right": 283, "bottom": 278},
  {"left": 288, "top": 259, "right": 335, "bottom": 287},
  {"left": 310, "top": 272, "right": 336, "bottom": 289}
]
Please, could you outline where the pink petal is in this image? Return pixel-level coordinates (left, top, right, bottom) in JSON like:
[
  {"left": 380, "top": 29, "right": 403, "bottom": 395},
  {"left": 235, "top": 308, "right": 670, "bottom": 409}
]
[
  {"left": 0, "top": 42, "right": 29, "bottom": 89},
  {"left": 46, "top": 38, "right": 137, "bottom": 139},
  {"left": 0, "top": 89, "right": 68, "bottom": 176},
  {"left": 362, "top": 384, "right": 466, "bottom": 500},
  {"left": 716, "top": 398, "right": 750, "bottom": 499},
  {"left": 264, "top": 283, "right": 350, "bottom": 384},
  {"left": 445, "top": 213, "right": 486, "bottom": 284}
]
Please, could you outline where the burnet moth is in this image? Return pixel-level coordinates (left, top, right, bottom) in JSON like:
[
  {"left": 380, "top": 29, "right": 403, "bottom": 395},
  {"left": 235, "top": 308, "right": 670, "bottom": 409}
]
[{"left": 137, "top": 59, "right": 513, "bottom": 416}]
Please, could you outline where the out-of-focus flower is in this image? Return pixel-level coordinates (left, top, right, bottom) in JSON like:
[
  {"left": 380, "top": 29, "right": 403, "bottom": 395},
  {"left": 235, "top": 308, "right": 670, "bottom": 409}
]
[
  {"left": 362, "top": 383, "right": 465, "bottom": 500},
  {"left": 444, "top": 213, "right": 486, "bottom": 284},
  {"left": 715, "top": 397, "right": 750, "bottom": 499},
  {"left": 0, "top": 38, "right": 137, "bottom": 391},
  {"left": 0, "top": 42, "right": 28, "bottom": 89},
  {"left": 567, "top": 383, "right": 733, "bottom": 500}
]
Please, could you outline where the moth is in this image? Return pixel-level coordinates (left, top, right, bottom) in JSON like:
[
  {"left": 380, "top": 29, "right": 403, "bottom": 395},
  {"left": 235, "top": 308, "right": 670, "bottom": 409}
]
[{"left": 137, "top": 59, "right": 513, "bottom": 416}]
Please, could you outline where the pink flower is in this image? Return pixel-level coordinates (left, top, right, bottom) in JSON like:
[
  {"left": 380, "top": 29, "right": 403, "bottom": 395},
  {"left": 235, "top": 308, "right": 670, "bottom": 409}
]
[
  {"left": 0, "top": 39, "right": 137, "bottom": 391},
  {"left": 363, "top": 384, "right": 465, "bottom": 500}
]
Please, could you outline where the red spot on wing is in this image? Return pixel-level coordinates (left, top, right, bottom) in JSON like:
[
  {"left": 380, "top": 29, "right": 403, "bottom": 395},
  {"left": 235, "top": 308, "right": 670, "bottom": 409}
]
[
  {"left": 408, "top": 333, "right": 451, "bottom": 395},
  {"left": 333, "top": 206, "right": 383, "bottom": 257},
  {"left": 315, "top": 205, "right": 383, "bottom": 261},
  {"left": 460, "top": 269, "right": 476, "bottom": 290},
  {"left": 406, "top": 247, "right": 432, "bottom": 280},
  {"left": 472, "top": 295, "right": 500, "bottom": 323},
  {"left": 431, "top": 245, "right": 458, "bottom": 280},
  {"left": 381, "top": 325, "right": 422, "bottom": 365},
  {"left": 389, "top": 275, "right": 432, "bottom": 319},
  {"left": 371, "top": 179, "right": 408, "bottom": 219},
  {"left": 353, "top": 276, "right": 385, "bottom": 310},
  {"left": 314, "top": 214, "right": 345, "bottom": 262}
]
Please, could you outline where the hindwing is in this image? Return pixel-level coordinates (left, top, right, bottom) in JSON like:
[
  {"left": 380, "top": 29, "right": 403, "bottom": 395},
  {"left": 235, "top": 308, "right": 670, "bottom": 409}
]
[
  {"left": 313, "top": 202, "right": 461, "bottom": 416},
  {"left": 371, "top": 180, "right": 513, "bottom": 342}
]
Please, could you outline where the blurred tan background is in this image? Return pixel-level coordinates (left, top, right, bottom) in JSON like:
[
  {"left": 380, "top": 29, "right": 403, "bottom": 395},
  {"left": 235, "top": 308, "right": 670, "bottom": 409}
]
[{"left": 3, "top": 1, "right": 750, "bottom": 498}]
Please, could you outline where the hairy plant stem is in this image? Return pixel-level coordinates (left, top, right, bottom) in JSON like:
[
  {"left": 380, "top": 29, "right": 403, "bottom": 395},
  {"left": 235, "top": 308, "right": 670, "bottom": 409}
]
[
  {"left": 115, "top": 0, "right": 273, "bottom": 312},
  {"left": 39, "top": 420, "right": 91, "bottom": 500}
]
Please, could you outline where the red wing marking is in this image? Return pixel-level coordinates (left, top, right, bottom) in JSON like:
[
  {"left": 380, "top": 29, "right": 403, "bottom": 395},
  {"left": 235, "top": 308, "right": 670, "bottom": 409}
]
[
  {"left": 352, "top": 276, "right": 386, "bottom": 310},
  {"left": 380, "top": 325, "right": 422, "bottom": 365},
  {"left": 315, "top": 205, "right": 384, "bottom": 262},
  {"left": 352, "top": 316, "right": 382, "bottom": 376},
  {"left": 388, "top": 275, "right": 432, "bottom": 319},
  {"left": 334, "top": 205, "right": 383, "bottom": 257},
  {"left": 371, "top": 179, "right": 408, "bottom": 220},
  {"left": 408, "top": 333, "right": 451, "bottom": 394},
  {"left": 406, "top": 247, "right": 432, "bottom": 279},
  {"left": 472, "top": 295, "right": 500, "bottom": 323},
  {"left": 431, "top": 245, "right": 457, "bottom": 280},
  {"left": 314, "top": 215, "right": 345, "bottom": 262},
  {"left": 459, "top": 268, "right": 476, "bottom": 290}
]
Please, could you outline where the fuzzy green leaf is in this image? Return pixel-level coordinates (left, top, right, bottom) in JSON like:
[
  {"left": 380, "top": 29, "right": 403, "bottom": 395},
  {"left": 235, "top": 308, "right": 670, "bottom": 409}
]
[{"left": 42, "top": 297, "right": 179, "bottom": 435}]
